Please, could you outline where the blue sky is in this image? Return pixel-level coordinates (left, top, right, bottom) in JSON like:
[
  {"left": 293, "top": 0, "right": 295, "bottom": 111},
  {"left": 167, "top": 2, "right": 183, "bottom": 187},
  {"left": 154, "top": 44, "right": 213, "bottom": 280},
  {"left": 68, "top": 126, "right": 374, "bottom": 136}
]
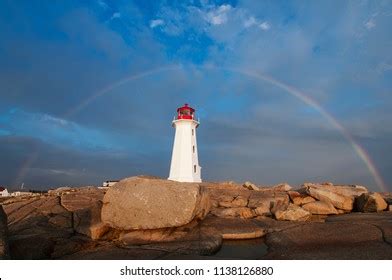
[{"left": 0, "top": 0, "right": 391, "bottom": 191}]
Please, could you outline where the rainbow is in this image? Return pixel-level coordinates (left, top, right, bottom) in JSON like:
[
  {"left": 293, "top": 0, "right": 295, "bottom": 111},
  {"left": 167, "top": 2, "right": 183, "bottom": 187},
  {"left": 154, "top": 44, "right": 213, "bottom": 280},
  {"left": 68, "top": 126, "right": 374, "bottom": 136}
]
[
  {"left": 221, "top": 67, "right": 387, "bottom": 192},
  {"left": 14, "top": 65, "right": 387, "bottom": 191},
  {"left": 64, "top": 66, "right": 181, "bottom": 118}
]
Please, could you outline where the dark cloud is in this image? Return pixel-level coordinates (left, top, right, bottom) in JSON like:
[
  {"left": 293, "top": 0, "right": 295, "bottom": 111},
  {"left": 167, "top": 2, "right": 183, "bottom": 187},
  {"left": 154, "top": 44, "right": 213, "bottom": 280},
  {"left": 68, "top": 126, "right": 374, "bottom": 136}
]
[{"left": 0, "top": 135, "right": 170, "bottom": 189}]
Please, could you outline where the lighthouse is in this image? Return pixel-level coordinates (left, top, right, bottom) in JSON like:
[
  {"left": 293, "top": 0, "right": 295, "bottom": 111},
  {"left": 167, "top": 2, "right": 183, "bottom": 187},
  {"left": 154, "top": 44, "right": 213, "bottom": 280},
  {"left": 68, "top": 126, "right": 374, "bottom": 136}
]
[{"left": 168, "top": 103, "right": 202, "bottom": 183}]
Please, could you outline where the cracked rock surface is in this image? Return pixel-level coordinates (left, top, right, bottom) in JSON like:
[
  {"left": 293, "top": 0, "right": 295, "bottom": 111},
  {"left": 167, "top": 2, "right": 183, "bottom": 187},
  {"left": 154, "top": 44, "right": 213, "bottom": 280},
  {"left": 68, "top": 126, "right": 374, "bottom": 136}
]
[
  {"left": 0, "top": 179, "right": 391, "bottom": 260},
  {"left": 0, "top": 205, "right": 9, "bottom": 259},
  {"left": 255, "top": 212, "right": 392, "bottom": 259}
]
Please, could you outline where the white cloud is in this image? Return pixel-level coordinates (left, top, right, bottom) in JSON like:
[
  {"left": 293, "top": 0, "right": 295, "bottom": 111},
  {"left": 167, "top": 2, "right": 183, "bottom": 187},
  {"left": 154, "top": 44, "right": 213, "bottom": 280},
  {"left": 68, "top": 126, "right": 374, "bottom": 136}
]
[
  {"left": 110, "top": 12, "right": 121, "bottom": 20},
  {"left": 48, "top": 169, "right": 79, "bottom": 176},
  {"left": 376, "top": 62, "right": 392, "bottom": 74},
  {"left": 205, "top": 4, "right": 232, "bottom": 25},
  {"left": 42, "top": 113, "right": 69, "bottom": 126},
  {"left": 364, "top": 19, "right": 376, "bottom": 30},
  {"left": 244, "top": 16, "right": 257, "bottom": 28},
  {"left": 150, "top": 19, "right": 165, "bottom": 28},
  {"left": 259, "top": 21, "right": 271, "bottom": 30},
  {"left": 152, "top": 3, "right": 271, "bottom": 38},
  {"left": 244, "top": 17, "right": 271, "bottom": 31},
  {"left": 97, "top": 0, "right": 108, "bottom": 9}
]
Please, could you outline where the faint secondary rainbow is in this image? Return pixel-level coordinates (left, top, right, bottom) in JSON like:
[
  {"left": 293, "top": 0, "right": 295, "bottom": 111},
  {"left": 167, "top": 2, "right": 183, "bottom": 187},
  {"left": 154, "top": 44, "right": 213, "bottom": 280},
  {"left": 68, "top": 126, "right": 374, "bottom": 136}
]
[
  {"left": 64, "top": 65, "right": 182, "bottom": 118},
  {"left": 13, "top": 150, "right": 39, "bottom": 189},
  {"left": 15, "top": 64, "right": 387, "bottom": 191}
]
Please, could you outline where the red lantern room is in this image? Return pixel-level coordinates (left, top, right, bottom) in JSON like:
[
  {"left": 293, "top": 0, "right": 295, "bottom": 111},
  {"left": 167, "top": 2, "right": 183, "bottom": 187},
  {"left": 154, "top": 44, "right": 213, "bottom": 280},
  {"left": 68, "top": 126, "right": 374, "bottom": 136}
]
[{"left": 176, "top": 103, "right": 195, "bottom": 120}]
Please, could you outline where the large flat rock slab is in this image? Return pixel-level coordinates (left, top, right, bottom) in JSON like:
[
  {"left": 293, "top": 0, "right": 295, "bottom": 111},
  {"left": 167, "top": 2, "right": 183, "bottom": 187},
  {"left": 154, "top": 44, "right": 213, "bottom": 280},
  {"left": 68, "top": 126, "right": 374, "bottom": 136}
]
[
  {"left": 263, "top": 212, "right": 392, "bottom": 259},
  {"left": 326, "top": 211, "right": 392, "bottom": 222},
  {"left": 2, "top": 196, "right": 74, "bottom": 259},
  {"left": 3, "top": 196, "right": 73, "bottom": 239},
  {"left": 327, "top": 212, "right": 392, "bottom": 245},
  {"left": 200, "top": 215, "right": 266, "bottom": 240},
  {"left": 59, "top": 242, "right": 169, "bottom": 260},
  {"left": 0, "top": 205, "right": 9, "bottom": 259},
  {"left": 1, "top": 188, "right": 108, "bottom": 259},
  {"left": 60, "top": 187, "right": 105, "bottom": 212}
]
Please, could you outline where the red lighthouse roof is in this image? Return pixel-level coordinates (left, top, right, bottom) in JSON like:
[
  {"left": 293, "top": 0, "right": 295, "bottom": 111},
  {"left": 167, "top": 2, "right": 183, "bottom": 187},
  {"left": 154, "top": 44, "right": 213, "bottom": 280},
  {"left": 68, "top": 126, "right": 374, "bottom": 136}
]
[{"left": 176, "top": 103, "right": 195, "bottom": 120}]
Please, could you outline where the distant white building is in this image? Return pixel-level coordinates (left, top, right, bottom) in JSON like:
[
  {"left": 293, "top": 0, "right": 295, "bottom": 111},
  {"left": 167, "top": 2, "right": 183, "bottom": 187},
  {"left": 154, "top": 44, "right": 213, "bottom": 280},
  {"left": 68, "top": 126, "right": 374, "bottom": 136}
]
[
  {"left": 102, "top": 180, "right": 119, "bottom": 187},
  {"left": 0, "top": 187, "right": 9, "bottom": 197},
  {"left": 10, "top": 191, "right": 33, "bottom": 197}
]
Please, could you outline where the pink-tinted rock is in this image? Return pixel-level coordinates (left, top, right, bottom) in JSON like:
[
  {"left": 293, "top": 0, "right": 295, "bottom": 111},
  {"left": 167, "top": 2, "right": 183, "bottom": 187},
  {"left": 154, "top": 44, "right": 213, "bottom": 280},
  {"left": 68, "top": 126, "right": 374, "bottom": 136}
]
[
  {"left": 101, "top": 177, "right": 211, "bottom": 230},
  {"left": 380, "top": 192, "right": 392, "bottom": 205},
  {"left": 305, "top": 184, "right": 354, "bottom": 211},
  {"left": 61, "top": 188, "right": 107, "bottom": 240},
  {"left": 288, "top": 191, "right": 316, "bottom": 206},
  {"left": 271, "top": 183, "right": 292, "bottom": 192},
  {"left": 218, "top": 196, "right": 248, "bottom": 208},
  {"left": 302, "top": 201, "right": 338, "bottom": 215},
  {"left": 211, "top": 207, "right": 256, "bottom": 219},
  {"left": 273, "top": 203, "right": 311, "bottom": 221},
  {"left": 253, "top": 204, "right": 271, "bottom": 216},
  {"left": 356, "top": 193, "right": 388, "bottom": 212},
  {"left": 242, "top": 181, "right": 259, "bottom": 190},
  {"left": 248, "top": 191, "right": 289, "bottom": 209}
]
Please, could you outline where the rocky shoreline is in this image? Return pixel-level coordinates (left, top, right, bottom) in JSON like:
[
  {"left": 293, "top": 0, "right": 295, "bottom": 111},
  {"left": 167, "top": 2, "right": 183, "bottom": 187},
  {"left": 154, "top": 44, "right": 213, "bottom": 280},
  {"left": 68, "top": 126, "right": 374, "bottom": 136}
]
[{"left": 0, "top": 176, "right": 391, "bottom": 260}]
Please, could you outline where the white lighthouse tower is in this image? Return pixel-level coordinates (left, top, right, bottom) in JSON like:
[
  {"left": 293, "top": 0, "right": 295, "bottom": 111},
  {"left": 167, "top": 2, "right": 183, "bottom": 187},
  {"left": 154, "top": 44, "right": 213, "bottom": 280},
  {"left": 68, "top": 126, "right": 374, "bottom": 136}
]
[{"left": 168, "top": 103, "right": 202, "bottom": 183}]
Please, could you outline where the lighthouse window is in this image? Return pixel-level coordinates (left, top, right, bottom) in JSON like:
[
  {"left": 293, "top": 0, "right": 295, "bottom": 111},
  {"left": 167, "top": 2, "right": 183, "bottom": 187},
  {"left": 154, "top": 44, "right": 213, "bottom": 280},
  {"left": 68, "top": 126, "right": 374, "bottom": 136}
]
[
  {"left": 181, "top": 109, "right": 191, "bottom": 116},
  {"left": 194, "top": 165, "right": 196, "bottom": 173},
  {"left": 192, "top": 129, "right": 194, "bottom": 136},
  {"left": 193, "top": 145, "right": 195, "bottom": 153}
]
